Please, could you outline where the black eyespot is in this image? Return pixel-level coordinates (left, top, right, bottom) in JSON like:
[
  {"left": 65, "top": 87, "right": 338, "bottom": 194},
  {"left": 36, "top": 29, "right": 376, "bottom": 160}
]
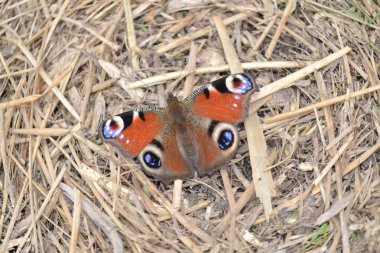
[
  {"left": 218, "top": 130, "right": 234, "bottom": 150},
  {"left": 232, "top": 77, "right": 242, "bottom": 88},
  {"left": 143, "top": 151, "right": 161, "bottom": 169}
]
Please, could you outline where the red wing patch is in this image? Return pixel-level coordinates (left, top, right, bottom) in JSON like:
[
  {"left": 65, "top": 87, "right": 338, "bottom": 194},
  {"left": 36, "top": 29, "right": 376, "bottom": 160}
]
[{"left": 191, "top": 90, "right": 248, "bottom": 123}]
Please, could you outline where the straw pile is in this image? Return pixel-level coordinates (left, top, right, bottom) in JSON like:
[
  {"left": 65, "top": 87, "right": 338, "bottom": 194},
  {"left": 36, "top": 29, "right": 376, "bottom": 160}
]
[{"left": 1, "top": 0, "right": 379, "bottom": 252}]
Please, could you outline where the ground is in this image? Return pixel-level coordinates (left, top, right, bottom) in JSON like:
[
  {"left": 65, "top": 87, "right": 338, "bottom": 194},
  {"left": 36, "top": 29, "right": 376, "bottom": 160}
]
[{"left": 0, "top": 0, "right": 379, "bottom": 252}]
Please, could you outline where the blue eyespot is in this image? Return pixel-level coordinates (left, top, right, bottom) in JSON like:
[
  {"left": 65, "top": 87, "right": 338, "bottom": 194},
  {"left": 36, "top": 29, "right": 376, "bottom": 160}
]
[
  {"left": 102, "top": 116, "right": 124, "bottom": 139},
  {"left": 226, "top": 74, "right": 253, "bottom": 94},
  {"left": 218, "top": 130, "right": 234, "bottom": 150},
  {"left": 143, "top": 152, "right": 161, "bottom": 169}
]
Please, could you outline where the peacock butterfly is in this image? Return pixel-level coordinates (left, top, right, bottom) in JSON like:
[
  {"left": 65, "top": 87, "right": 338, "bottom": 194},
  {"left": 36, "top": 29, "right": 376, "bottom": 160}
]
[{"left": 99, "top": 74, "right": 259, "bottom": 181}]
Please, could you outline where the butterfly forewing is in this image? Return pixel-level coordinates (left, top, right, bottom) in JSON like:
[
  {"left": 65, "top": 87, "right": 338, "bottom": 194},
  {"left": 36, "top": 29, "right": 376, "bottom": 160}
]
[
  {"left": 187, "top": 74, "right": 258, "bottom": 123},
  {"left": 99, "top": 110, "right": 164, "bottom": 157}
]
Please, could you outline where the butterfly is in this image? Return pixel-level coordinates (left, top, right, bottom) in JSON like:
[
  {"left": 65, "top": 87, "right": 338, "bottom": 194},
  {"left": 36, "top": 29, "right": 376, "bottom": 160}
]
[{"left": 99, "top": 74, "right": 259, "bottom": 181}]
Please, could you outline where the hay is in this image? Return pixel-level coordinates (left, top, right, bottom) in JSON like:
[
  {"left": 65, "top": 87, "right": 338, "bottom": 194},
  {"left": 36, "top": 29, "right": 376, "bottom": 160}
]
[{"left": 1, "top": 0, "right": 379, "bottom": 252}]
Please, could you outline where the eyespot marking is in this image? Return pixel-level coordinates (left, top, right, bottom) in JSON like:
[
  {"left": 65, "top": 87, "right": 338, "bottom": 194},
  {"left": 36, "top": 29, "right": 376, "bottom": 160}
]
[
  {"left": 218, "top": 130, "right": 234, "bottom": 150},
  {"left": 210, "top": 122, "right": 238, "bottom": 152},
  {"left": 102, "top": 116, "right": 124, "bottom": 139},
  {"left": 143, "top": 151, "right": 161, "bottom": 169},
  {"left": 225, "top": 74, "right": 253, "bottom": 94},
  {"left": 138, "top": 144, "right": 164, "bottom": 172}
]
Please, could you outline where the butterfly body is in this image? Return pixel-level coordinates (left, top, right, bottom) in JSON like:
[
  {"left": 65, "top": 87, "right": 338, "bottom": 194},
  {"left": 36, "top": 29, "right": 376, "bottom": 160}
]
[{"left": 99, "top": 74, "right": 259, "bottom": 181}]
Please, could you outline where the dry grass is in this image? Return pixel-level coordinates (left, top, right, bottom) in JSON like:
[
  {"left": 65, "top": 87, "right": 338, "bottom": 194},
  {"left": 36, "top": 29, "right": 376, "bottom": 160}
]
[{"left": 1, "top": 0, "right": 380, "bottom": 252}]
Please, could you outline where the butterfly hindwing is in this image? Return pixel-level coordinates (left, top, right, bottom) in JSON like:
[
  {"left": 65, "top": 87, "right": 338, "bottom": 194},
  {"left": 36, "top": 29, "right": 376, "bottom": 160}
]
[
  {"left": 188, "top": 119, "right": 240, "bottom": 174},
  {"left": 141, "top": 127, "right": 194, "bottom": 180}
]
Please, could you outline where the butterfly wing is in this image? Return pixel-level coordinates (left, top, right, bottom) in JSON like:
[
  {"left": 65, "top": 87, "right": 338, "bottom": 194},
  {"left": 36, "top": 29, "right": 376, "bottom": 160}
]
[
  {"left": 184, "top": 74, "right": 259, "bottom": 174},
  {"left": 99, "top": 109, "right": 193, "bottom": 180},
  {"left": 187, "top": 120, "right": 240, "bottom": 175},
  {"left": 186, "top": 73, "right": 259, "bottom": 123},
  {"left": 99, "top": 110, "right": 163, "bottom": 157}
]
